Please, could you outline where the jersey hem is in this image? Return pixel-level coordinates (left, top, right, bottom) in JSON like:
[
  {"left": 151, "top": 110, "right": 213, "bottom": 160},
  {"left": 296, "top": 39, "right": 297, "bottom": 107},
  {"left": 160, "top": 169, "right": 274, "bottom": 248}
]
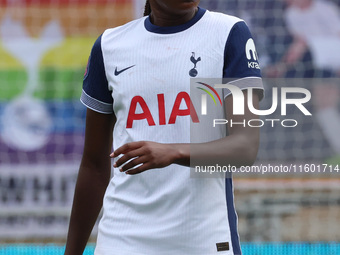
[{"left": 94, "top": 246, "right": 233, "bottom": 255}]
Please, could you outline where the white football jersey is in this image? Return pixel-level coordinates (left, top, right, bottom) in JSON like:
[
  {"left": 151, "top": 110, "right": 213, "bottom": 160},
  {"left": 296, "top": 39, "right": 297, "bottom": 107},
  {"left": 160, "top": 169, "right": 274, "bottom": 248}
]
[{"left": 81, "top": 7, "right": 262, "bottom": 255}]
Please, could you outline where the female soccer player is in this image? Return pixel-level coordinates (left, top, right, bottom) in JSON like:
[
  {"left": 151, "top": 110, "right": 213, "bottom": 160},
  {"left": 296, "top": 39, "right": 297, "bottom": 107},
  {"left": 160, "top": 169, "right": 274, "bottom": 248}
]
[{"left": 65, "top": 1, "right": 263, "bottom": 254}]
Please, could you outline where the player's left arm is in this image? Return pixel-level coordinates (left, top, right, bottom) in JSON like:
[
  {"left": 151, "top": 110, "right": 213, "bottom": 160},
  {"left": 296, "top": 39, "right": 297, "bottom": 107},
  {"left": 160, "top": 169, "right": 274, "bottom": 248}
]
[
  {"left": 113, "top": 90, "right": 260, "bottom": 174},
  {"left": 185, "top": 89, "right": 260, "bottom": 168}
]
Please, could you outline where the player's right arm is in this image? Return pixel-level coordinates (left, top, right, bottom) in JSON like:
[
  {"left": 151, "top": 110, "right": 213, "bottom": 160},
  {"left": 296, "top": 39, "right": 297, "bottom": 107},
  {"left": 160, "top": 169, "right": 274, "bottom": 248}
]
[
  {"left": 65, "top": 33, "right": 115, "bottom": 254},
  {"left": 64, "top": 109, "right": 115, "bottom": 255}
]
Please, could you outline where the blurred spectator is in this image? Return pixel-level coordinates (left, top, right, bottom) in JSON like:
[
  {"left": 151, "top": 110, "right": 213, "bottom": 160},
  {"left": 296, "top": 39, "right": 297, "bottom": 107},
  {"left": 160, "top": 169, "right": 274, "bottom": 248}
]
[
  {"left": 265, "top": 0, "right": 340, "bottom": 157},
  {"left": 265, "top": 0, "right": 340, "bottom": 77}
]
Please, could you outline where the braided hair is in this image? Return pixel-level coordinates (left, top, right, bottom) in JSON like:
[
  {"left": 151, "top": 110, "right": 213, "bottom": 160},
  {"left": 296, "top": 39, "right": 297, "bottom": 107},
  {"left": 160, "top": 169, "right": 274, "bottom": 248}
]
[{"left": 144, "top": 0, "right": 151, "bottom": 16}]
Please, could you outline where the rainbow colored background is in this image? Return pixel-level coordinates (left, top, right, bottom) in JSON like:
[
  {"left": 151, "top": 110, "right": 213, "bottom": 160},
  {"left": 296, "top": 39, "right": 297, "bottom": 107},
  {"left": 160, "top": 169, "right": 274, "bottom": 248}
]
[{"left": 0, "top": 0, "right": 134, "bottom": 163}]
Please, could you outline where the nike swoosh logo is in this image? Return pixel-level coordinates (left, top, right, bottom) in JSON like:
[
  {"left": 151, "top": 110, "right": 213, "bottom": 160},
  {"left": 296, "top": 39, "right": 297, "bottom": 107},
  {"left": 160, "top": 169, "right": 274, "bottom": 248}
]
[{"left": 114, "top": 65, "right": 135, "bottom": 76}]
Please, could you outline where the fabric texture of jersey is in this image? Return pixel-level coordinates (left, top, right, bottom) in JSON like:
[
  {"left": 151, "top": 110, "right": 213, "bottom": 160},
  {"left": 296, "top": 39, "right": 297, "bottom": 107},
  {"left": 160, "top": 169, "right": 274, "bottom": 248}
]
[{"left": 81, "top": 7, "right": 262, "bottom": 255}]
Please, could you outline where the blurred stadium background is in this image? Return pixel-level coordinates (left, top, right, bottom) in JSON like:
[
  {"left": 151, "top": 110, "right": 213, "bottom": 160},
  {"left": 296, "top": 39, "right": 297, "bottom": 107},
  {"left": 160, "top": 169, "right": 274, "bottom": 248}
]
[{"left": 0, "top": 0, "right": 340, "bottom": 254}]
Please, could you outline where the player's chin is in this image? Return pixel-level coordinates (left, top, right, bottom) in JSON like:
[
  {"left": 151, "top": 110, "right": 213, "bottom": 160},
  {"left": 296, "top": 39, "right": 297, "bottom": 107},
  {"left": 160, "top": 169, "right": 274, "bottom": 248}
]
[
  {"left": 176, "top": 0, "right": 200, "bottom": 10},
  {"left": 181, "top": 0, "right": 200, "bottom": 4},
  {"left": 183, "top": 0, "right": 200, "bottom": 6}
]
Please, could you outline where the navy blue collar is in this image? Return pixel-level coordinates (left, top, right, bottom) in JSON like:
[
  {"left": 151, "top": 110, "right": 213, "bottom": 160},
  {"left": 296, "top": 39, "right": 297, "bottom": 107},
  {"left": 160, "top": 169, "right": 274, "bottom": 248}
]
[{"left": 144, "top": 7, "right": 206, "bottom": 34}]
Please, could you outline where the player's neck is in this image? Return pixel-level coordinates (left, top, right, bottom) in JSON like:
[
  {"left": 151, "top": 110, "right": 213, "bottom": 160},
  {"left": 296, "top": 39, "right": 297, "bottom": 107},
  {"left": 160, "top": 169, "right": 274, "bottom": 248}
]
[{"left": 150, "top": 7, "right": 198, "bottom": 27}]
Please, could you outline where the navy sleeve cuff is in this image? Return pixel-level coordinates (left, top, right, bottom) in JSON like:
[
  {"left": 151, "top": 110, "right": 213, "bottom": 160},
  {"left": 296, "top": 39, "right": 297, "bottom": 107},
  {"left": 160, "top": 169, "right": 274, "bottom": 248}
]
[{"left": 80, "top": 89, "right": 113, "bottom": 114}]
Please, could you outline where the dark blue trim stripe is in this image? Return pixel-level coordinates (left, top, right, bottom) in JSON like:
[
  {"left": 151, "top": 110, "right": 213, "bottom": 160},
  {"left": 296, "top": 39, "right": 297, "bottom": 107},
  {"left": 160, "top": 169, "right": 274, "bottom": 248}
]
[
  {"left": 225, "top": 178, "right": 242, "bottom": 255},
  {"left": 144, "top": 7, "right": 206, "bottom": 34},
  {"left": 80, "top": 90, "right": 113, "bottom": 114}
]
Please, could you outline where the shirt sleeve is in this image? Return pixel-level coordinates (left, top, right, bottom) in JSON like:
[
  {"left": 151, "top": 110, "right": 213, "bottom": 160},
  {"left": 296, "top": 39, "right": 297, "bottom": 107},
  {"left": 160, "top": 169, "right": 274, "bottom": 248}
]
[
  {"left": 223, "top": 21, "right": 264, "bottom": 100},
  {"left": 80, "top": 34, "right": 114, "bottom": 114}
]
